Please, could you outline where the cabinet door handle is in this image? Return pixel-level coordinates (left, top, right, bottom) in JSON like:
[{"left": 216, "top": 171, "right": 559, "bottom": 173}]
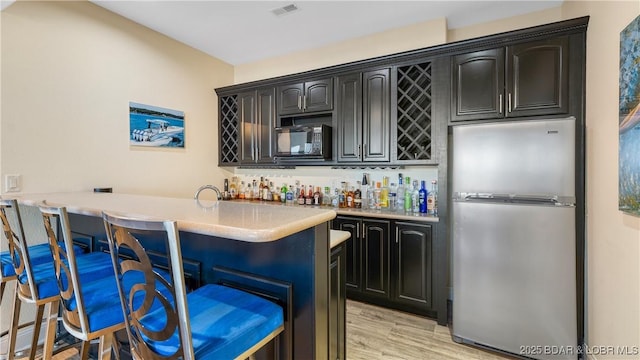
[
  {"left": 358, "top": 144, "right": 361, "bottom": 158},
  {"left": 356, "top": 225, "right": 359, "bottom": 239},
  {"left": 362, "top": 223, "right": 366, "bottom": 240},
  {"left": 395, "top": 227, "right": 399, "bottom": 244},
  {"left": 508, "top": 93, "right": 512, "bottom": 113},
  {"left": 298, "top": 95, "right": 302, "bottom": 110},
  {"left": 499, "top": 94, "right": 503, "bottom": 114},
  {"left": 303, "top": 95, "right": 307, "bottom": 110}
]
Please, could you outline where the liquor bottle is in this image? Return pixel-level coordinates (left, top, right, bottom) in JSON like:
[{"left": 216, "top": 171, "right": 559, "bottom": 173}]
[
  {"left": 223, "top": 178, "right": 230, "bottom": 200},
  {"left": 281, "top": 183, "right": 288, "bottom": 203},
  {"left": 396, "top": 174, "right": 404, "bottom": 212},
  {"left": 331, "top": 188, "right": 340, "bottom": 208},
  {"left": 253, "top": 179, "right": 260, "bottom": 200},
  {"left": 419, "top": 180, "right": 428, "bottom": 214},
  {"left": 298, "top": 185, "right": 306, "bottom": 205},
  {"left": 346, "top": 186, "right": 354, "bottom": 208},
  {"left": 373, "top": 182, "right": 382, "bottom": 210},
  {"left": 380, "top": 176, "right": 389, "bottom": 208},
  {"left": 246, "top": 184, "right": 253, "bottom": 200},
  {"left": 428, "top": 180, "right": 438, "bottom": 215},
  {"left": 338, "top": 182, "right": 347, "bottom": 208},
  {"left": 404, "top": 177, "right": 412, "bottom": 213},
  {"left": 238, "top": 181, "right": 246, "bottom": 200},
  {"left": 389, "top": 182, "right": 397, "bottom": 211},
  {"left": 354, "top": 181, "right": 362, "bottom": 209},
  {"left": 323, "top": 187, "right": 332, "bottom": 206},
  {"left": 361, "top": 173, "right": 370, "bottom": 209},
  {"left": 229, "top": 176, "right": 238, "bottom": 199},
  {"left": 273, "top": 186, "right": 280, "bottom": 202},
  {"left": 259, "top": 177, "right": 265, "bottom": 200},
  {"left": 412, "top": 180, "right": 420, "bottom": 213},
  {"left": 267, "top": 181, "right": 274, "bottom": 201},
  {"left": 313, "top": 187, "right": 322, "bottom": 206},
  {"left": 286, "top": 185, "right": 294, "bottom": 205},
  {"left": 305, "top": 185, "right": 313, "bottom": 205}
]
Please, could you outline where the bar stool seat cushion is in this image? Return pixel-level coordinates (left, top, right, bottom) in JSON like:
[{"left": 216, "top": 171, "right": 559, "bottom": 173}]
[
  {"left": 17, "top": 252, "right": 115, "bottom": 300},
  {"left": 1, "top": 242, "right": 83, "bottom": 277},
  {"left": 141, "top": 283, "right": 284, "bottom": 359},
  {"left": 64, "top": 266, "right": 172, "bottom": 333}
]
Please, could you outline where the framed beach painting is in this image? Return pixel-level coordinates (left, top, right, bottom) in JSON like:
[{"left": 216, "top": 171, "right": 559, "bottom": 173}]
[
  {"left": 620, "top": 15, "right": 640, "bottom": 216},
  {"left": 129, "top": 102, "right": 185, "bottom": 148}
]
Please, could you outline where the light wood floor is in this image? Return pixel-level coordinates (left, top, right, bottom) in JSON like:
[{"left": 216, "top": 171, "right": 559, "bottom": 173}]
[
  {"left": 35, "top": 300, "right": 515, "bottom": 360},
  {"left": 347, "top": 300, "right": 516, "bottom": 360}
]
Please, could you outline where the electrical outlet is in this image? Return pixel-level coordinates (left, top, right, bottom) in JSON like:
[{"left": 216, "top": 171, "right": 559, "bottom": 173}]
[{"left": 5, "top": 174, "right": 21, "bottom": 192}]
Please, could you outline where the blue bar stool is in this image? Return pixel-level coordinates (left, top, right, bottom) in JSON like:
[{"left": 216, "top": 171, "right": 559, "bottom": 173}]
[
  {"left": 39, "top": 205, "right": 143, "bottom": 360},
  {"left": 102, "top": 211, "right": 285, "bottom": 360},
  {"left": 0, "top": 199, "right": 84, "bottom": 360}
]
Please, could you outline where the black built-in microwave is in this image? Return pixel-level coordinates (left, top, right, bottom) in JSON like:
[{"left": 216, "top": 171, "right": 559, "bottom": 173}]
[{"left": 275, "top": 125, "right": 331, "bottom": 159}]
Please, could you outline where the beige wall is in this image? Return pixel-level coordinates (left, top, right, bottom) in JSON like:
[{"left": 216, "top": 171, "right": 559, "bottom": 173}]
[
  {"left": 0, "top": 0, "right": 234, "bottom": 336},
  {"left": 234, "top": 17, "right": 447, "bottom": 83},
  {"left": 1, "top": 1, "right": 234, "bottom": 199},
  {"left": 560, "top": 1, "right": 640, "bottom": 358}
]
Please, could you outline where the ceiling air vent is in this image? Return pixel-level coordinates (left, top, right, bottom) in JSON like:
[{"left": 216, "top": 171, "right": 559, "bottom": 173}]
[{"left": 271, "top": 3, "right": 299, "bottom": 16}]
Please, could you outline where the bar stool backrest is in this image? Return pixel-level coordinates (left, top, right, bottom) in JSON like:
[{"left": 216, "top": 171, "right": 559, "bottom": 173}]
[
  {"left": 0, "top": 199, "right": 39, "bottom": 300},
  {"left": 40, "top": 205, "right": 91, "bottom": 336},
  {"left": 102, "top": 212, "right": 194, "bottom": 360}
]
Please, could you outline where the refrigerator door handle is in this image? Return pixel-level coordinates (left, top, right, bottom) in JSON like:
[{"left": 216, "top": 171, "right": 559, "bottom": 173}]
[{"left": 454, "top": 192, "right": 575, "bottom": 206}]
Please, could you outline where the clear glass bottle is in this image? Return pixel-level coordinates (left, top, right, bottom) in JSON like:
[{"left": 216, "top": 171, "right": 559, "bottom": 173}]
[
  {"left": 396, "top": 174, "right": 404, "bottom": 212},
  {"left": 374, "top": 182, "right": 382, "bottom": 210},
  {"left": 286, "top": 185, "right": 294, "bottom": 205},
  {"left": 229, "top": 176, "right": 238, "bottom": 199},
  {"left": 281, "top": 183, "right": 288, "bottom": 203},
  {"left": 253, "top": 179, "right": 260, "bottom": 200},
  {"left": 347, "top": 186, "right": 354, "bottom": 208},
  {"left": 323, "top": 187, "right": 332, "bottom": 206},
  {"left": 412, "top": 180, "right": 420, "bottom": 213},
  {"left": 331, "top": 188, "right": 340, "bottom": 208},
  {"left": 238, "top": 181, "right": 246, "bottom": 200},
  {"left": 389, "top": 182, "right": 397, "bottom": 211},
  {"left": 419, "top": 180, "right": 428, "bottom": 214},
  {"left": 428, "top": 180, "right": 438, "bottom": 216},
  {"left": 246, "top": 183, "right": 253, "bottom": 200},
  {"left": 361, "top": 173, "right": 370, "bottom": 209}
]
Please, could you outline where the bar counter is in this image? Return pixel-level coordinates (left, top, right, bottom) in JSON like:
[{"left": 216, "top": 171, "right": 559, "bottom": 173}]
[
  {"left": 15, "top": 192, "right": 337, "bottom": 242},
  {"left": 13, "top": 191, "right": 338, "bottom": 360}
]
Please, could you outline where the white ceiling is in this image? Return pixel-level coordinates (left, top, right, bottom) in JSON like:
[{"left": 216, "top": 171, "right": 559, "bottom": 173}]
[{"left": 2, "top": 1, "right": 564, "bottom": 65}]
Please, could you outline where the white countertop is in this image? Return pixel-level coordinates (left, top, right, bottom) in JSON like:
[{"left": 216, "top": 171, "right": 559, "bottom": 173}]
[
  {"left": 330, "top": 230, "right": 350, "bottom": 249},
  {"left": 14, "top": 192, "right": 336, "bottom": 243}
]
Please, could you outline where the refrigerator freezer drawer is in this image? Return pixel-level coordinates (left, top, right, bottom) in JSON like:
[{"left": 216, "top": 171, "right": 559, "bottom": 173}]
[{"left": 452, "top": 201, "right": 577, "bottom": 360}]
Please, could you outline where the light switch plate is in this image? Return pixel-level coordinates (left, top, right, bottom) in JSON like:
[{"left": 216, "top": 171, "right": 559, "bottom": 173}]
[{"left": 5, "top": 174, "right": 21, "bottom": 192}]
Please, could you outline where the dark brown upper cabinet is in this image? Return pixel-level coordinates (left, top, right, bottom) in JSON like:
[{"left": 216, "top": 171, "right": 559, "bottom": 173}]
[
  {"left": 238, "top": 87, "right": 276, "bottom": 164},
  {"left": 336, "top": 69, "right": 391, "bottom": 163},
  {"left": 451, "top": 36, "right": 569, "bottom": 121},
  {"left": 277, "top": 78, "right": 333, "bottom": 116}
]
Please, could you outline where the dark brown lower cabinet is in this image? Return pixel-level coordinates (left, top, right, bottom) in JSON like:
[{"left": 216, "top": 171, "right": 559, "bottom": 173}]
[
  {"left": 329, "top": 242, "right": 346, "bottom": 360},
  {"left": 331, "top": 215, "right": 435, "bottom": 318}
]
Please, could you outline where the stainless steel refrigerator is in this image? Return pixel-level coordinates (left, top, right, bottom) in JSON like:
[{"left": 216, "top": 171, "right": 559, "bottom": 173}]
[{"left": 451, "top": 117, "right": 577, "bottom": 359}]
